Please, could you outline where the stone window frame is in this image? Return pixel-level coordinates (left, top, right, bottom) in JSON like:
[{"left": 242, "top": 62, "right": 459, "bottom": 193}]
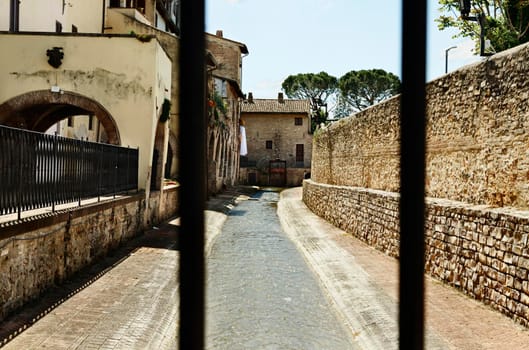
[
  {"left": 265, "top": 140, "right": 273, "bottom": 149},
  {"left": 294, "top": 117, "right": 303, "bottom": 126}
]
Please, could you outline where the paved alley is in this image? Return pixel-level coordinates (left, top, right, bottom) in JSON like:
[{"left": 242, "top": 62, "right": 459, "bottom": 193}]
[
  {"left": 2, "top": 186, "right": 529, "bottom": 349},
  {"left": 206, "top": 189, "right": 357, "bottom": 349}
]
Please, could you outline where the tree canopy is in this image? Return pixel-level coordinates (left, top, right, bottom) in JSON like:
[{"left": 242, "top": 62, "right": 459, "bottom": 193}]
[
  {"left": 338, "top": 69, "right": 401, "bottom": 112},
  {"left": 436, "top": 0, "right": 529, "bottom": 54},
  {"left": 281, "top": 69, "right": 400, "bottom": 128},
  {"left": 281, "top": 72, "right": 338, "bottom": 104}
]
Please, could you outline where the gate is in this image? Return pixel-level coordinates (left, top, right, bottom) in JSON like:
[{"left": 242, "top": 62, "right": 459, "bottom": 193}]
[{"left": 269, "top": 159, "right": 286, "bottom": 187}]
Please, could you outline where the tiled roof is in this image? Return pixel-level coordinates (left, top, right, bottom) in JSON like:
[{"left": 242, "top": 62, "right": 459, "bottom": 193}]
[{"left": 241, "top": 99, "right": 311, "bottom": 114}]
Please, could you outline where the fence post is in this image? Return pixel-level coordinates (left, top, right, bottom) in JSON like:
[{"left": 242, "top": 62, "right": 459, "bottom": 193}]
[
  {"left": 98, "top": 143, "right": 103, "bottom": 202},
  {"left": 126, "top": 146, "right": 130, "bottom": 195},
  {"left": 17, "top": 132, "right": 23, "bottom": 221},
  {"left": 78, "top": 139, "right": 83, "bottom": 207},
  {"left": 114, "top": 146, "right": 118, "bottom": 199},
  {"left": 52, "top": 133, "right": 58, "bottom": 212}
]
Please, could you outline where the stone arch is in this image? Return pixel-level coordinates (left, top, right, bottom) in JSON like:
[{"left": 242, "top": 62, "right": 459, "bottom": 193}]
[{"left": 0, "top": 90, "right": 121, "bottom": 145}]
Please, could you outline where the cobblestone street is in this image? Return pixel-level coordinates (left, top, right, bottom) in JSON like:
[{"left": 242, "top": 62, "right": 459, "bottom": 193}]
[{"left": 206, "top": 189, "right": 357, "bottom": 349}]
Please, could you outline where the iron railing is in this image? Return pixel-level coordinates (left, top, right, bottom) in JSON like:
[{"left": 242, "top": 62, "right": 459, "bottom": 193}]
[{"left": 0, "top": 125, "right": 138, "bottom": 218}]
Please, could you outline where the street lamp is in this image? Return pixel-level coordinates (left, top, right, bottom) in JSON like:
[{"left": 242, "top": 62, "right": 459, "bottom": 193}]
[
  {"left": 458, "top": 0, "right": 492, "bottom": 56},
  {"left": 445, "top": 46, "right": 457, "bottom": 73}
]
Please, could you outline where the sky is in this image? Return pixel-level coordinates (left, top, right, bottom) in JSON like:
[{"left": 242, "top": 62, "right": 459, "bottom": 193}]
[{"left": 206, "top": 0, "right": 483, "bottom": 100}]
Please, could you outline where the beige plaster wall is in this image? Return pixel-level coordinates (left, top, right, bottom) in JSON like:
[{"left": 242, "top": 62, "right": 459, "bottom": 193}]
[
  {"left": 105, "top": 9, "right": 180, "bottom": 178},
  {"left": 0, "top": 33, "right": 171, "bottom": 191},
  {"left": 0, "top": 1, "right": 10, "bottom": 31},
  {"left": 0, "top": 0, "right": 102, "bottom": 33}
]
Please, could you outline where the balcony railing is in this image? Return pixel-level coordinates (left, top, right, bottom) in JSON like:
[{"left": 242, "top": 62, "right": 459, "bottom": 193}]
[{"left": 0, "top": 125, "right": 138, "bottom": 218}]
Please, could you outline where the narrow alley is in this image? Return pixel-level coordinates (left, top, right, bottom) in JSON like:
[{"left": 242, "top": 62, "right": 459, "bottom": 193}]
[{"left": 2, "top": 187, "right": 529, "bottom": 349}]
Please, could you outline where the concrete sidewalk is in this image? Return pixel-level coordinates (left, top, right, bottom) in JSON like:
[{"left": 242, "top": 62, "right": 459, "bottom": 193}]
[{"left": 278, "top": 187, "right": 529, "bottom": 349}]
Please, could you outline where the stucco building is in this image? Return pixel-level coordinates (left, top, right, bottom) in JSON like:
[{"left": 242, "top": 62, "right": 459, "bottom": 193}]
[
  {"left": 240, "top": 93, "right": 312, "bottom": 187},
  {"left": 0, "top": 0, "right": 247, "bottom": 197}
]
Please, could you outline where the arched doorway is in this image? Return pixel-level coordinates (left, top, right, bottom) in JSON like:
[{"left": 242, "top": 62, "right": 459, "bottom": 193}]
[{"left": 0, "top": 90, "right": 120, "bottom": 145}]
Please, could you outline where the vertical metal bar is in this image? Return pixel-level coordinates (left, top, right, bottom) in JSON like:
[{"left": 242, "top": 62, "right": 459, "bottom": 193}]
[
  {"left": 17, "top": 131, "right": 23, "bottom": 220},
  {"left": 98, "top": 143, "right": 103, "bottom": 202},
  {"left": 52, "top": 133, "right": 58, "bottom": 212},
  {"left": 79, "top": 140, "right": 83, "bottom": 206},
  {"left": 9, "top": 0, "right": 19, "bottom": 32},
  {"left": 399, "top": 0, "right": 427, "bottom": 349},
  {"left": 179, "top": 0, "right": 206, "bottom": 348},
  {"left": 114, "top": 146, "right": 118, "bottom": 198}
]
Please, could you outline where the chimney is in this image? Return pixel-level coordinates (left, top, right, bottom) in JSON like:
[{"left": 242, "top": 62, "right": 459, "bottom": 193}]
[
  {"left": 216, "top": 30, "right": 223, "bottom": 37},
  {"left": 278, "top": 92, "right": 284, "bottom": 103},
  {"left": 248, "top": 92, "right": 253, "bottom": 103}
]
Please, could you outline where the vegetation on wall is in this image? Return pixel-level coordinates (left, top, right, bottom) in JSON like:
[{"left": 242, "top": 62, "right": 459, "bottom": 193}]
[{"left": 208, "top": 92, "right": 227, "bottom": 128}]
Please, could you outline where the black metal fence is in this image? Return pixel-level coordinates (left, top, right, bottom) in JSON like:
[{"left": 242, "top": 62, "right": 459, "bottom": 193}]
[{"left": 0, "top": 125, "right": 138, "bottom": 218}]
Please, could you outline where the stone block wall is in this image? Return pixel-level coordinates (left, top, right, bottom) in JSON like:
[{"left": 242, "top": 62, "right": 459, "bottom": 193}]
[
  {"left": 312, "top": 43, "right": 529, "bottom": 209},
  {"left": 304, "top": 180, "right": 529, "bottom": 326},
  {"left": 0, "top": 187, "right": 179, "bottom": 322},
  {"left": 306, "top": 42, "right": 529, "bottom": 327}
]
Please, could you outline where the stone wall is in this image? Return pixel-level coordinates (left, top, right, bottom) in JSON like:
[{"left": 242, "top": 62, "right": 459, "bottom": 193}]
[
  {"left": 312, "top": 43, "right": 529, "bottom": 208},
  {"left": 307, "top": 42, "right": 529, "bottom": 327},
  {"left": 304, "top": 180, "right": 529, "bottom": 326},
  {"left": 0, "top": 187, "right": 179, "bottom": 322}
]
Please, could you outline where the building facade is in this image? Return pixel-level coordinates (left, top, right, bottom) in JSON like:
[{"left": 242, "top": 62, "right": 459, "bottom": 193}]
[
  {"left": 0, "top": 0, "right": 247, "bottom": 197},
  {"left": 240, "top": 93, "right": 312, "bottom": 187},
  {"left": 206, "top": 30, "right": 248, "bottom": 195}
]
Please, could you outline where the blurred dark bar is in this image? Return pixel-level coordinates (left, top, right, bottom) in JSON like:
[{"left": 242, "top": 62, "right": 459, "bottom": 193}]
[
  {"left": 178, "top": 0, "right": 206, "bottom": 349},
  {"left": 399, "top": 0, "right": 427, "bottom": 349}
]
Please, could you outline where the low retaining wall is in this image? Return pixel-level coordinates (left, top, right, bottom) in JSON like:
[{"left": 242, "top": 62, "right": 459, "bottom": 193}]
[
  {"left": 304, "top": 180, "right": 529, "bottom": 326},
  {"left": 0, "top": 186, "right": 179, "bottom": 322}
]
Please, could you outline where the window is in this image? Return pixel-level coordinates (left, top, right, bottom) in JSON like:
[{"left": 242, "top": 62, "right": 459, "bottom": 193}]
[
  {"left": 67, "top": 117, "right": 73, "bottom": 127},
  {"left": 266, "top": 140, "right": 272, "bottom": 149},
  {"left": 296, "top": 144, "right": 304, "bottom": 162},
  {"left": 88, "top": 115, "right": 94, "bottom": 130},
  {"left": 72, "top": 25, "right": 78, "bottom": 33},
  {"left": 55, "top": 21, "right": 62, "bottom": 33},
  {"left": 295, "top": 117, "right": 302, "bottom": 126},
  {"left": 214, "top": 78, "right": 227, "bottom": 98}
]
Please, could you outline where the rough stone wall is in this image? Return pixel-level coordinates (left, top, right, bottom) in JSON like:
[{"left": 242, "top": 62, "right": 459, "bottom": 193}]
[
  {"left": 243, "top": 113, "right": 312, "bottom": 168},
  {"left": 307, "top": 42, "right": 529, "bottom": 327},
  {"left": 304, "top": 180, "right": 529, "bottom": 326},
  {"left": 313, "top": 43, "right": 529, "bottom": 208},
  {"left": 0, "top": 189, "right": 178, "bottom": 322}
]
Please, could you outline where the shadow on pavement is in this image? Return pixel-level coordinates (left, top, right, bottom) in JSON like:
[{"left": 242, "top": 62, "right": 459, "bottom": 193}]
[{"left": 0, "top": 222, "right": 179, "bottom": 347}]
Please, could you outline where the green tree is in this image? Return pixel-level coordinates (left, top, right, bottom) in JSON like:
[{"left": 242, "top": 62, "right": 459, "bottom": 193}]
[
  {"left": 338, "top": 69, "right": 401, "bottom": 112},
  {"left": 282, "top": 72, "right": 338, "bottom": 132},
  {"left": 436, "top": 0, "right": 529, "bottom": 54},
  {"left": 282, "top": 72, "right": 338, "bottom": 104}
]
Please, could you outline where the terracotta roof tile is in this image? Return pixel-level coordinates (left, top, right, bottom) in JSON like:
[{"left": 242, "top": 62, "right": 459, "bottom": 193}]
[{"left": 241, "top": 98, "right": 310, "bottom": 114}]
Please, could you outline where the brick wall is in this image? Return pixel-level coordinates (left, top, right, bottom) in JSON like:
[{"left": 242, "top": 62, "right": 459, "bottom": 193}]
[{"left": 306, "top": 42, "right": 529, "bottom": 327}]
